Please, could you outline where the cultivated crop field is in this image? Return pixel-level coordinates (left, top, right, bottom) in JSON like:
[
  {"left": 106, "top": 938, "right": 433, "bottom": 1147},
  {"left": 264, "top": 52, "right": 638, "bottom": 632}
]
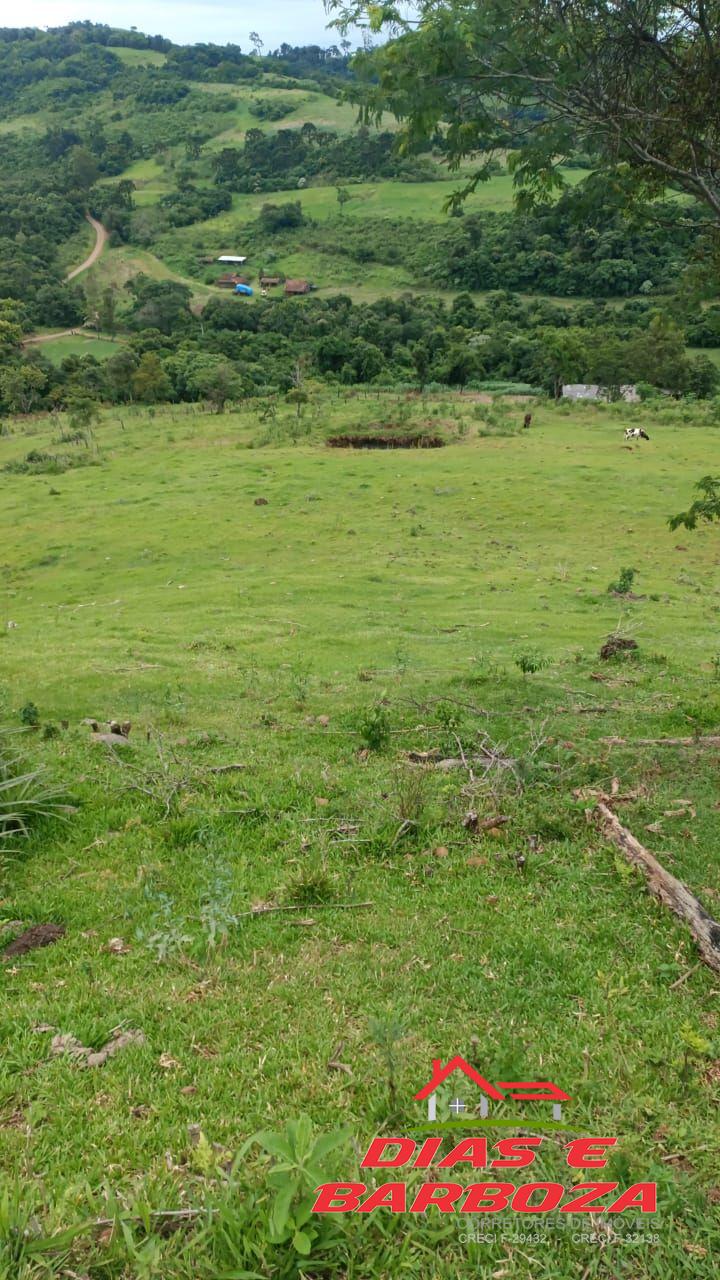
[{"left": 2, "top": 391, "right": 720, "bottom": 1277}]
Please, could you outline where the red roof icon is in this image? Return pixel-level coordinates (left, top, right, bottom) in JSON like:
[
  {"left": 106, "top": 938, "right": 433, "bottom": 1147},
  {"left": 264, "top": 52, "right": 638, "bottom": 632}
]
[
  {"left": 415, "top": 1057, "right": 571, "bottom": 1104},
  {"left": 414, "top": 1057, "right": 504, "bottom": 1102}
]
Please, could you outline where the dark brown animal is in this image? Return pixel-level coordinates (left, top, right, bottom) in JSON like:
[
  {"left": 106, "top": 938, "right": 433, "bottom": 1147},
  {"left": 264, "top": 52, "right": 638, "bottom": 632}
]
[{"left": 523, "top": 413, "right": 533, "bottom": 430}]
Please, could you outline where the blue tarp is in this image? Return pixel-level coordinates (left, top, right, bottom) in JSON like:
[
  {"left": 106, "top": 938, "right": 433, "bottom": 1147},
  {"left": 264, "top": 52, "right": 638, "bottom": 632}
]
[{"left": 234, "top": 284, "right": 254, "bottom": 296}]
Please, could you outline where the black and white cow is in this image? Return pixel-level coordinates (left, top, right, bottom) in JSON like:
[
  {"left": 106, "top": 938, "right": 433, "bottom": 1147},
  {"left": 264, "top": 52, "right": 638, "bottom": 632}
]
[{"left": 624, "top": 428, "right": 650, "bottom": 441}]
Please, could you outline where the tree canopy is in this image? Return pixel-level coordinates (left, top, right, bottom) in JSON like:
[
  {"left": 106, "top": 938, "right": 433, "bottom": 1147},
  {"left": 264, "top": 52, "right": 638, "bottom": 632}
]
[{"left": 328, "top": 2, "right": 720, "bottom": 224}]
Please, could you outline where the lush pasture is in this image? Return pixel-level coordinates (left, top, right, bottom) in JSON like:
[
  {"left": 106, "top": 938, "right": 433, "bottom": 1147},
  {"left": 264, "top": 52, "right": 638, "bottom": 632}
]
[
  {"left": 226, "top": 168, "right": 588, "bottom": 221},
  {"left": 33, "top": 335, "right": 125, "bottom": 365},
  {"left": 202, "top": 86, "right": 367, "bottom": 150},
  {"left": 110, "top": 48, "right": 168, "bottom": 68},
  {"left": 2, "top": 392, "right": 720, "bottom": 1277},
  {"left": 688, "top": 346, "right": 720, "bottom": 367},
  {"left": 97, "top": 158, "right": 174, "bottom": 208},
  {"left": 0, "top": 112, "right": 47, "bottom": 135},
  {"left": 85, "top": 245, "right": 223, "bottom": 309}
]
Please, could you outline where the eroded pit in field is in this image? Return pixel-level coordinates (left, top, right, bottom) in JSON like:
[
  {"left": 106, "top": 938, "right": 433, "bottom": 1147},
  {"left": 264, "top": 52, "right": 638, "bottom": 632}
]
[{"left": 327, "top": 432, "right": 445, "bottom": 449}]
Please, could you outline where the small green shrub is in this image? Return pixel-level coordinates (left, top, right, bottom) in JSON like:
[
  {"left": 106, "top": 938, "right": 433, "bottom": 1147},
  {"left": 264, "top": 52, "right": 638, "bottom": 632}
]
[
  {"left": 250, "top": 1116, "right": 349, "bottom": 1256},
  {"left": 19, "top": 701, "right": 39, "bottom": 728},
  {"left": 355, "top": 702, "right": 391, "bottom": 752},
  {"left": 514, "top": 650, "right": 549, "bottom": 678},
  {"left": 135, "top": 888, "right": 192, "bottom": 962},
  {"left": 608, "top": 566, "right": 637, "bottom": 595}
]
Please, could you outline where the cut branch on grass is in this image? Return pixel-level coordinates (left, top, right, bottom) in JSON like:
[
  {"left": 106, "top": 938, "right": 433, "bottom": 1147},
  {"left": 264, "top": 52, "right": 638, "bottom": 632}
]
[
  {"left": 452, "top": 732, "right": 475, "bottom": 782},
  {"left": 90, "top": 1209, "right": 208, "bottom": 1236},
  {"left": 602, "top": 735, "right": 720, "bottom": 749},
  {"left": 238, "top": 900, "right": 373, "bottom": 920},
  {"left": 436, "top": 742, "right": 519, "bottom": 775},
  {"left": 114, "top": 740, "right": 248, "bottom": 818},
  {"left": 463, "top": 812, "right": 511, "bottom": 833},
  {"left": 595, "top": 801, "right": 720, "bottom": 975},
  {"left": 669, "top": 962, "right": 701, "bottom": 990}
]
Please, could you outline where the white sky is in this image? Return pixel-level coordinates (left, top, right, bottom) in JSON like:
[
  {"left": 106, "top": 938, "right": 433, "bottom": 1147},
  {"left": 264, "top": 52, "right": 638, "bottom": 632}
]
[{"left": 4, "top": 2, "right": 345, "bottom": 49}]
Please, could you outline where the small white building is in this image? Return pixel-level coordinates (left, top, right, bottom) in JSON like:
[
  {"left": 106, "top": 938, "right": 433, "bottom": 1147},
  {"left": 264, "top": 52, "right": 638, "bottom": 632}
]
[
  {"left": 218, "top": 255, "right": 247, "bottom": 265},
  {"left": 562, "top": 383, "right": 639, "bottom": 403}
]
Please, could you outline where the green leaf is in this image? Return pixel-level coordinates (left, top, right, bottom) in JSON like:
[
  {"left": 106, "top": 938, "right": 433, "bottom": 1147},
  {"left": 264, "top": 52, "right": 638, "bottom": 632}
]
[
  {"left": 310, "top": 1128, "right": 350, "bottom": 1164},
  {"left": 252, "top": 1130, "right": 294, "bottom": 1162},
  {"left": 289, "top": 1113, "right": 313, "bottom": 1156},
  {"left": 294, "top": 1193, "right": 316, "bottom": 1227},
  {"left": 270, "top": 1176, "right": 296, "bottom": 1237},
  {"left": 293, "top": 1228, "right": 313, "bottom": 1255}
]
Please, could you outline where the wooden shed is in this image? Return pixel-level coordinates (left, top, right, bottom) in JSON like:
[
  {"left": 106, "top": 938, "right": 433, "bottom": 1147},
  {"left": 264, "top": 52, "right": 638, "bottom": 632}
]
[{"left": 216, "top": 273, "right": 250, "bottom": 288}]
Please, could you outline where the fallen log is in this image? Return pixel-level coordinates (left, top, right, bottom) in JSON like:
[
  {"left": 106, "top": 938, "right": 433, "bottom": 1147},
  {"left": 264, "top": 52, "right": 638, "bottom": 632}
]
[{"left": 595, "top": 801, "right": 720, "bottom": 975}]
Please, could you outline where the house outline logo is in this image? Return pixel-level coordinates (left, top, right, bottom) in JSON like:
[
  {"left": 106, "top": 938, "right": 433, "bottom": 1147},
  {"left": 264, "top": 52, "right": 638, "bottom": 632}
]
[{"left": 414, "top": 1056, "right": 571, "bottom": 1123}]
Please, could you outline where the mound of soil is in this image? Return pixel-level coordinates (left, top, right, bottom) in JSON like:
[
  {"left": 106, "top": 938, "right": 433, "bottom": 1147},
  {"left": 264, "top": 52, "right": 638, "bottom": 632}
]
[
  {"left": 3, "top": 923, "right": 65, "bottom": 958},
  {"left": 599, "top": 636, "right": 639, "bottom": 661},
  {"left": 327, "top": 433, "right": 445, "bottom": 450}
]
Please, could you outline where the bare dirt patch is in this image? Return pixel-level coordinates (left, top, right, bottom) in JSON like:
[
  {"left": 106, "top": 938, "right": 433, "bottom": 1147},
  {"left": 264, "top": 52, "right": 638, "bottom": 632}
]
[{"left": 3, "top": 923, "right": 65, "bottom": 958}]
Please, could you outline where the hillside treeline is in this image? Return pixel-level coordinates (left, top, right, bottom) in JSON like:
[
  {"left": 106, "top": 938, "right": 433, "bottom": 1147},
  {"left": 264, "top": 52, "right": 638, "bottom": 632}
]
[{"left": 0, "top": 289, "right": 717, "bottom": 419}]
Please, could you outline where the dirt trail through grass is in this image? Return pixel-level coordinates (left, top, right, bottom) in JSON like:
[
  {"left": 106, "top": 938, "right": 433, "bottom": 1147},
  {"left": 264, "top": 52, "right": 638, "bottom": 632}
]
[
  {"left": 22, "top": 216, "right": 109, "bottom": 348},
  {"left": 65, "top": 213, "right": 107, "bottom": 281}
]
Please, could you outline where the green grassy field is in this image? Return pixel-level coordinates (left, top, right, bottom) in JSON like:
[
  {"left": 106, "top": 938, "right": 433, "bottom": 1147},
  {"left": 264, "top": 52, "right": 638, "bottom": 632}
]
[
  {"left": 202, "top": 86, "right": 367, "bottom": 151},
  {"left": 98, "top": 158, "right": 174, "bottom": 208},
  {"left": 0, "top": 111, "right": 47, "bottom": 135},
  {"left": 688, "top": 346, "right": 720, "bottom": 367},
  {"left": 85, "top": 245, "right": 225, "bottom": 310},
  {"left": 35, "top": 335, "right": 125, "bottom": 366},
  {"left": 2, "top": 391, "right": 720, "bottom": 1277},
  {"left": 111, "top": 48, "right": 168, "bottom": 68},
  {"left": 226, "top": 169, "right": 588, "bottom": 221}
]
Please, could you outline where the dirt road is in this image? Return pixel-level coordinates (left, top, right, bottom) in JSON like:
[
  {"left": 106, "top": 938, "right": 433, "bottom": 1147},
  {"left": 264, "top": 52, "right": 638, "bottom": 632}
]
[
  {"left": 23, "top": 328, "right": 80, "bottom": 346},
  {"left": 65, "top": 214, "right": 108, "bottom": 281},
  {"left": 21, "top": 216, "right": 109, "bottom": 346}
]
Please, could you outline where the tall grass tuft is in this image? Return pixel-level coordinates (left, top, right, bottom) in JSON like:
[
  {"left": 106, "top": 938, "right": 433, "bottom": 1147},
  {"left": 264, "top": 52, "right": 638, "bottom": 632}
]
[{"left": 0, "top": 729, "right": 69, "bottom": 845}]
